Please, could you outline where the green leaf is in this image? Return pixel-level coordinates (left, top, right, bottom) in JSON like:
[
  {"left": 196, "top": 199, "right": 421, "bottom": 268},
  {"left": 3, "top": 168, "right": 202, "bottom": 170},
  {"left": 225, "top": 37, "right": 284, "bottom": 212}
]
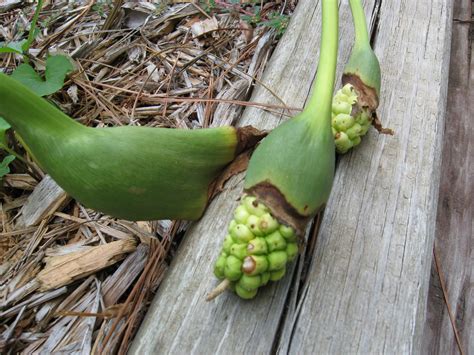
[
  {"left": 0, "top": 39, "right": 27, "bottom": 54},
  {"left": 0, "top": 155, "right": 15, "bottom": 178},
  {"left": 11, "top": 55, "right": 74, "bottom": 96},
  {"left": 0, "top": 117, "right": 11, "bottom": 149}
]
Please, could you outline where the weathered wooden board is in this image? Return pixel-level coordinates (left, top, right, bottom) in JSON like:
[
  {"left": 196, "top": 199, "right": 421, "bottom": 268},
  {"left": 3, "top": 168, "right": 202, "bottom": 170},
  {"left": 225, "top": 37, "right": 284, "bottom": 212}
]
[
  {"left": 130, "top": 0, "right": 378, "bottom": 353},
  {"left": 283, "top": 0, "right": 453, "bottom": 354},
  {"left": 131, "top": 0, "right": 454, "bottom": 353},
  {"left": 422, "top": 0, "right": 474, "bottom": 353}
]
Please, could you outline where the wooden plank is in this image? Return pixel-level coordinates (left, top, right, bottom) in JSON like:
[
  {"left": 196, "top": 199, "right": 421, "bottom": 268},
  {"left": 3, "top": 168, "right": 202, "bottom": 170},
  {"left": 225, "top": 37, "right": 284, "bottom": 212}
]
[
  {"left": 283, "top": 0, "right": 453, "bottom": 354},
  {"left": 16, "top": 175, "right": 69, "bottom": 228},
  {"left": 130, "top": 1, "right": 378, "bottom": 353},
  {"left": 422, "top": 0, "right": 474, "bottom": 353}
]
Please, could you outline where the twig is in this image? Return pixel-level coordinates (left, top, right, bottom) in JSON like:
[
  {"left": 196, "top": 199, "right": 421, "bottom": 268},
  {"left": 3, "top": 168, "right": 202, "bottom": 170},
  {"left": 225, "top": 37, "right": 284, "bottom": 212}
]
[
  {"left": 433, "top": 241, "right": 465, "bottom": 355},
  {"left": 206, "top": 279, "right": 231, "bottom": 301}
]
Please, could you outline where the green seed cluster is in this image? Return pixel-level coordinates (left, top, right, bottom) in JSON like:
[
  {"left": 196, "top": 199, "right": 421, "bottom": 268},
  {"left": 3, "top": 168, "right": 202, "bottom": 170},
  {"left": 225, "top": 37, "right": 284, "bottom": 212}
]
[
  {"left": 332, "top": 83, "right": 372, "bottom": 154},
  {"left": 213, "top": 196, "right": 299, "bottom": 299}
]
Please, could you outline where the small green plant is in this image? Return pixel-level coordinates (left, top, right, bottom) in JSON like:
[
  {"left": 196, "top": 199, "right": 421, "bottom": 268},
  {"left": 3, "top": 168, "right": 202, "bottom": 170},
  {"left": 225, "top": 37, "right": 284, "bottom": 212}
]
[
  {"left": 241, "top": 6, "right": 262, "bottom": 25},
  {"left": 199, "top": 0, "right": 217, "bottom": 14},
  {"left": 0, "top": 0, "right": 73, "bottom": 179},
  {"left": 12, "top": 55, "right": 74, "bottom": 97},
  {"left": 0, "top": 155, "right": 15, "bottom": 178},
  {"left": 261, "top": 12, "right": 290, "bottom": 37},
  {"left": 92, "top": 0, "right": 113, "bottom": 18},
  {"left": 0, "top": 118, "right": 23, "bottom": 179},
  {"left": 0, "top": 0, "right": 43, "bottom": 60},
  {"left": 0, "top": 39, "right": 28, "bottom": 55}
]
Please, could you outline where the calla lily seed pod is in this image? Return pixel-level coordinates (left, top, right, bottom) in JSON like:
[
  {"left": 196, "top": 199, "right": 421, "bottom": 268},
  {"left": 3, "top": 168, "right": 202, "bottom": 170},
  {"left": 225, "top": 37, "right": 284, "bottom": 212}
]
[
  {"left": 208, "top": 0, "right": 339, "bottom": 300},
  {"left": 331, "top": 0, "right": 393, "bottom": 154}
]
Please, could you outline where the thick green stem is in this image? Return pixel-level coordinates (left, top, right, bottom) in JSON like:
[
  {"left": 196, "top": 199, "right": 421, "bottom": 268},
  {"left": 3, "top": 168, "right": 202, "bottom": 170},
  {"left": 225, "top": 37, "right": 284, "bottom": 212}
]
[
  {"left": 349, "top": 0, "right": 370, "bottom": 47},
  {"left": 304, "top": 0, "right": 339, "bottom": 129}
]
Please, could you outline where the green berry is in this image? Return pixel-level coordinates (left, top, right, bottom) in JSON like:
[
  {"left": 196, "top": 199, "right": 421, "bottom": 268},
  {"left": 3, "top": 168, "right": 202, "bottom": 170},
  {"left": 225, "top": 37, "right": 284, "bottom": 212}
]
[
  {"left": 342, "top": 83, "right": 352, "bottom": 95},
  {"left": 335, "top": 131, "right": 353, "bottom": 154},
  {"left": 235, "top": 283, "right": 258, "bottom": 299},
  {"left": 234, "top": 205, "right": 250, "bottom": 224},
  {"left": 279, "top": 225, "right": 296, "bottom": 241},
  {"left": 246, "top": 215, "right": 263, "bottom": 236},
  {"left": 268, "top": 251, "right": 287, "bottom": 271},
  {"left": 357, "top": 110, "right": 371, "bottom": 126},
  {"left": 265, "top": 230, "right": 287, "bottom": 252},
  {"left": 228, "top": 219, "right": 236, "bottom": 233},
  {"left": 243, "top": 196, "right": 267, "bottom": 217},
  {"left": 214, "top": 254, "right": 227, "bottom": 279},
  {"left": 270, "top": 267, "right": 286, "bottom": 281},
  {"left": 231, "top": 224, "right": 254, "bottom": 243},
  {"left": 359, "top": 122, "right": 370, "bottom": 136},
  {"left": 242, "top": 255, "right": 268, "bottom": 275},
  {"left": 258, "top": 213, "right": 279, "bottom": 234},
  {"left": 238, "top": 274, "right": 261, "bottom": 291},
  {"left": 230, "top": 243, "right": 248, "bottom": 260},
  {"left": 352, "top": 136, "right": 361, "bottom": 146},
  {"left": 333, "top": 113, "right": 355, "bottom": 131},
  {"left": 222, "top": 234, "right": 234, "bottom": 254},
  {"left": 260, "top": 272, "right": 270, "bottom": 286},
  {"left": 332, "top": 100, "right": 352, "bottom": 115},
  {"left": 286, "top": 243, "right": 299, "bottom": 261},
  {"left": 247, "top": 238, "right": 268, "bottom": 255},
  {"left": 345, "top": 123, "right": 362, "bottom": 140},
  {"left": 224, "top": 255, "right": 243, "bottom": 281}
]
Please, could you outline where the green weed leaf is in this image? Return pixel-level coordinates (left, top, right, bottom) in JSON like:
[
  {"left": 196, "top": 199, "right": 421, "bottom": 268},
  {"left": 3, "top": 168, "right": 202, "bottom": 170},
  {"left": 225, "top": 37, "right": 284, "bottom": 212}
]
[
  {"left": 0, "top": 155, "right": 15, "bottom": 178},
  {"left": 260, "top": 13, "right": 289, "bottom": 37},
  {"left": 11, "top": 55, "right": 74, "bottom": 96},
  {"left": 0, "top": 39, "right": 27, "bottom": 54},
  {"left": 0, "top": 117, "right": 11, "bottom": 149}
]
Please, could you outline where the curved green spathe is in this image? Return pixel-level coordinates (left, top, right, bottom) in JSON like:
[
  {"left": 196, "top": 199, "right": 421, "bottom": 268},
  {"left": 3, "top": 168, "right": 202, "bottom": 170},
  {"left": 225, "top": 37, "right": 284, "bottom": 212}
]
[{"left": 0, "top": 72, "right": 239, "bottom": 220}]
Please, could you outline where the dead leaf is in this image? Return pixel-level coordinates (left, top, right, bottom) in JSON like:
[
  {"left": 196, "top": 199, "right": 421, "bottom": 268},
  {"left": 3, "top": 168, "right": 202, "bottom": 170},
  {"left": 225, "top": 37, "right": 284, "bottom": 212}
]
[{"left": 191, "top": 17, "right": 219, "bottom": 37}]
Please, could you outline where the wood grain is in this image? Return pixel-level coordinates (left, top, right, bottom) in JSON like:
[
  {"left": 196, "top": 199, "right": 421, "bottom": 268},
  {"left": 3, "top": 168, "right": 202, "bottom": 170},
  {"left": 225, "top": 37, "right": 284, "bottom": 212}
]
[
  {"left": 37, "top": 238, "right": 137, "bottom": 291},
  {"left": 130, "top": 0, "right": 375, "bottom": 353},
  {"left": 284, "top": 0, "right": 453, "bottom": 353},
  {"left": 422, "top": 0, "right": 474, "bottom": 353}
]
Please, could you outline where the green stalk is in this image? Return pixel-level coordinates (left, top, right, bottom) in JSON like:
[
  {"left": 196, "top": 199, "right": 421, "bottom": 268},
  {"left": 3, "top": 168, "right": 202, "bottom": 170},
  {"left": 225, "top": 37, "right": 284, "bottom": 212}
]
[
  {"left": 25, "top": 0, "right": 44, "bottom": 59},
  {"left": 304, "top": 0, "right": 339, "bottom": 129},
  {"left": 349, "top": 0, "right": 370, "bottom": 48}
]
